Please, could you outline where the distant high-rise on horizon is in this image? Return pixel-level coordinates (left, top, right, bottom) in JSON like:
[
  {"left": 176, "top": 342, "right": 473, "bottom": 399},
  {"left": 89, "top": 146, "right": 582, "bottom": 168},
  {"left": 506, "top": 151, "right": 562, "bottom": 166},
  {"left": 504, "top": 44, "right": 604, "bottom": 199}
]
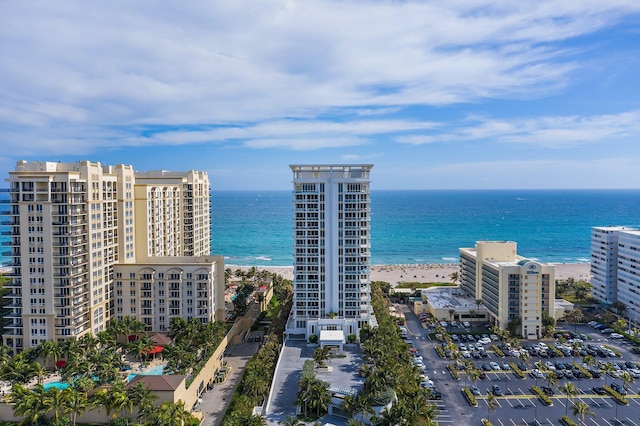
[{"left": 287, "top": 164, "right": 375, "bottom": 344}]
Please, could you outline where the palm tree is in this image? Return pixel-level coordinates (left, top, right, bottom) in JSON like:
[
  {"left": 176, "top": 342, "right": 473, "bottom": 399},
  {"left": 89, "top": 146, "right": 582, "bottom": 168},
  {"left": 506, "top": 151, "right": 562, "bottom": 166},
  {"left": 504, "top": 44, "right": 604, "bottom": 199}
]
[
  {"left": 343, "top": 393, "right": 373, "bottom": 425},
  {"left": 486, "top": 393, "right": 498, "bottom": 423},
  {"left": 474, "top": 299, "right": 483, "bottom": 328},
  {"left": 582, "top": 355, "right": 596, "bottom": 371},
  {"left": 306, "top": 378, "right": 331, "bottom": 418},
  {"left": 448, "top": 309, "right": 455, "bottom": 331},
  {"left": 469, "top": 309, "right": 477, "bottom": 329},
  {"left": 545, "top": 371, "right": 559, "bottom": 390},
  {"left": 559, "top": 382, "right": 579, "bottom": 416},
  {"left": 313, "top": 345, "right": 331, "bottom": 368},
  {"left": 39, "top": 340, "right": 63, "bottom": 370},
  {"left": 448, "top": 271, "right": 459, "bottom": 284},
  {"left": 242, "top": 368, "right": 269, "bottom": 399},
  {"left": 602, "top": 362, "right": 615, "bottom": 387},
  {"left": 571, "top": 401, "right": 595, "bottom": 425},
  {"left": 519, "top": 351, "right": 530, "bottom": 371},
  {"left": 129, "top": 333, "right": 155, "bottom": 367},
  {"left": 43, "top": 387, "right": 66, "bottom": 426},
  {"left": 11, "top": 383, "right": 48, "bottom": 426},
  {"left": 62, "top": 387, "right": 88, "bottom": 426}
]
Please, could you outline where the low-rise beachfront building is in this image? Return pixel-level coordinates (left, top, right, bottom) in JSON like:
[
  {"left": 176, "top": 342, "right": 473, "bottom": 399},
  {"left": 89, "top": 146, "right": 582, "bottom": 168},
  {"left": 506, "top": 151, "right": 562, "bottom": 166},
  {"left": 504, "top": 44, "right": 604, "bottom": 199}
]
[
  {"left": 286, "top": 164, "right": 375, "bottom": 342},
  {"left": 459, "top": 241, "right": 555, "bottom": 340},
  {"left": 417, "top": 287, "right": 489, "bottom": 324},
  {"left": 113, "top": 255, "right": 225, "bottom": 331}
]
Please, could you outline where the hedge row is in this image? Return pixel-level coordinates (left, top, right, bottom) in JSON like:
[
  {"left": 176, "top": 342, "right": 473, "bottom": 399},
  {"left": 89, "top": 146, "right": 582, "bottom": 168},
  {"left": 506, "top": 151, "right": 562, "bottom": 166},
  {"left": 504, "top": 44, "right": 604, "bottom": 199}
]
[
  {"left": 461, "top": 387, "right": 477, "bottom": 407},
  {"left": 548, "top": 346, "right": 564, "bottom": 357},
  {"left": 603, "top": 385, "right": 629, "bottom": 405},
  {"left": 571, "top": 362, "right": 592, "bottom": 379},
  {"left": 435, "top": 346, "right": 445, "bottom": 358},
  {"left": 560, "top": 416, "right": 579, "bottom": 426},
  {"left": 509, "top": 362, "right": 525, "bottom": 379},
  {"left": 447, "top": 363, "right": 460, "bottom": 380},
  {"left": 530, "top": 386, "right": 553, "bottom": 406},
  {"left": 491, "top": 345, "right": 505, "bottom": 357}
]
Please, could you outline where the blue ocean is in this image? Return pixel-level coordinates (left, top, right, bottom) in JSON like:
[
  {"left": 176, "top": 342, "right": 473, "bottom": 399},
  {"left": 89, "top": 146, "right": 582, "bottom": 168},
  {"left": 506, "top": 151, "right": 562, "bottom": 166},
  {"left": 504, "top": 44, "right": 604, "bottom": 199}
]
[
  {"left": 2, "top": 189, "right": 640, "bottom": 266},
  {"left": 209, "top": 189, "right": 640, "bottom": 266}
]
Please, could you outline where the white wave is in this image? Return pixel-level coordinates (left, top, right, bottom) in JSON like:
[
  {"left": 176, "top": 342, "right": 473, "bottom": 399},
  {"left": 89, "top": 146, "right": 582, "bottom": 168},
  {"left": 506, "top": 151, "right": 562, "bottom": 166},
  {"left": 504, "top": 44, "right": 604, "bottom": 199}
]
[
  {"left": 441, "top": 257, "right": 458, "bottom": 262},
  {"left": 255, "top": 256, "right": 272, "bottom": 261}
]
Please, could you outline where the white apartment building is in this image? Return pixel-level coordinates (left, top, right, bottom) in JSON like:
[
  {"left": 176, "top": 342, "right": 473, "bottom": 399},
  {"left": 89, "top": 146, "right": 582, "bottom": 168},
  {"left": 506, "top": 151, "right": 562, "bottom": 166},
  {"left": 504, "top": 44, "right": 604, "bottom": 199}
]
[
  {"left": 460, "top": 241, "right": 555, "bottom": 340},
  {"left": 590, "top": 226, "right": 636, "bottom": 304},
  {"left": 590, "top": 226, "right": 640, "bottom": 324},
  {"left": 113, "top": 256, "right": 225, "bottom": 331},
  {"left": 2, "top": 160, "right": 217, "bottom": 352},
  {"left": 287, "top": 165, "right": 374, "bottom": 341},
  {"left": 616, "top": 231, "right": 640, "bottom": 326}
]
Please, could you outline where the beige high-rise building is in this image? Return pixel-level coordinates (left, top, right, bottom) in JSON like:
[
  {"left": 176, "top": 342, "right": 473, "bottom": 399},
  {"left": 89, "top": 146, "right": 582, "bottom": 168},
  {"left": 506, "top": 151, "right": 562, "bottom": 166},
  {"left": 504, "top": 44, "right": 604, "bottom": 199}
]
[
  {"left": 134, "top": 170, "right": 211, "bottom": 258},
  {"left": 460, "top": 241, "right": 555, "bottom": 340},
  {"left": 2, "top": 161, "right": 219, "bottom": 352}
]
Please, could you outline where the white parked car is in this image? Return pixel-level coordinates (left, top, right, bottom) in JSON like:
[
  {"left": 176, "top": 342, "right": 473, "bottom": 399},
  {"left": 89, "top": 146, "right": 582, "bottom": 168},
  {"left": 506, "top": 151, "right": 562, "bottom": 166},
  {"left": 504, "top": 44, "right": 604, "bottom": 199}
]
[
  {"left": 530, "top": 369, "right": 544, "bottom": 378},
  {"left": 463, "top": 321, "right": 471, "bottom": 328},
  {"left": 610, "top": 333, "right": 624, "bottom": 339},
  {"left": 490, "top": 362, "right": 500, "bottom": 370},
  {"left": 462, "top": 351, "right": 471, "bottom": 358},
  {"left": 478, "top": 337, "right": 491, "bottom": 345}
]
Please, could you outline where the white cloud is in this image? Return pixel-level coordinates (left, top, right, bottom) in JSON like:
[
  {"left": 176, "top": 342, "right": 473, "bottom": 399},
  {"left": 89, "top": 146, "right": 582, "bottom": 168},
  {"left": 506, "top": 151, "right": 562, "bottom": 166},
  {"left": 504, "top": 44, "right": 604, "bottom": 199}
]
[
  {"left": 396, "top": 110, "right": 640, "bottom": 147},
  {"left": 0, "top": 0, "right": 639, "bottom": 154},
  {"left": 378, "top": 157, "right": 640, "bottom": 189}
]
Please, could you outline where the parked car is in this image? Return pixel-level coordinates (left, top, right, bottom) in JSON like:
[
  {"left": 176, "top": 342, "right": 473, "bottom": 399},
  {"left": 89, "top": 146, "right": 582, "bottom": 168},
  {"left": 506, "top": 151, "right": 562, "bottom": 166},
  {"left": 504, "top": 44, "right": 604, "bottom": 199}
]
[
  {"left": 592, "top": 387, "right": 607, "bottom": 395},
  {"left": 541, "top": 386, "right": 554, "bottom": 396},
  {"left": 470, "top": 385, "right": 481, "bottom": 395},
  {"left": 611, "top": 383, "right": 627, "bottom": 395},
  {"left": 463, "top": 321, "right": 471, "bottom": 328},
  {"left": 492, "top": 385, "right": 504, "bottom": 396},
  {"left": 530, "top": 369, "right": 544, "bottom": 379},
  {"left": 601, "top": 328, "right": 615, "bottom": 334},
  {"left": 490, "top": 362, "right": 500, "bottom": 371},
  {"left": 610, "top": 333, "right": 624, "bottom": 339}
]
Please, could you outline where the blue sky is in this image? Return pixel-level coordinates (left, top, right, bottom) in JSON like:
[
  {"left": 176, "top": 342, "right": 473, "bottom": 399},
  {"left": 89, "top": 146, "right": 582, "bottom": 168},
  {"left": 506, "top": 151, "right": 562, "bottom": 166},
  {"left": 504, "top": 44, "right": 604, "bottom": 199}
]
[{"left": 1, "top": 1, "right": 640, "bottom": 190}]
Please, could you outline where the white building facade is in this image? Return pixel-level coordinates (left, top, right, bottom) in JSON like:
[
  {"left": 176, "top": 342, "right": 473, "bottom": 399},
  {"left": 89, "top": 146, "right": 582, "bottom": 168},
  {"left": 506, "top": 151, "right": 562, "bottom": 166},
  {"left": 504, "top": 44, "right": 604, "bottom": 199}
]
[
  {"left": 287, "top": 165, "right": 374, "bottom": 341},
  {"left": 617, "top": 231, "right": 640, "bottom": 327},
  {"left": 590, "top": 226, "right": 636, "bottom": 304},
  {"left": 2, "top": 160, "right": 217, "bottom": 352},
  {"left": 460, "top": 241, "right": 555, "bottom": 340},
  {"left": 591, "top": 227, "right": 640, "bottom": 325}
]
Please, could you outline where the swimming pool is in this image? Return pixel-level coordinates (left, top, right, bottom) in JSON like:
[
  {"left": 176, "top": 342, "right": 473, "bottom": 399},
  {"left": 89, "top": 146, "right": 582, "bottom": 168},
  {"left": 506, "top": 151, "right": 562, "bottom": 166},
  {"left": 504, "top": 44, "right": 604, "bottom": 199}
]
[
  {"left": 43, "top": 381, "right": 70, "bottom": 391},
  {"left": 127, "top": 364, "right": 166, "bottom": 382}
]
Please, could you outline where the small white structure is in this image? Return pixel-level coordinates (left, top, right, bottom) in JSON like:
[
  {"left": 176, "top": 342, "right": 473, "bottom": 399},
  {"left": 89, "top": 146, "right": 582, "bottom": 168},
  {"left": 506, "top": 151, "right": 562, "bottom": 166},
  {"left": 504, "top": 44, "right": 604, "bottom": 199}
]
[{"left": 320, "top": 329, "right": 346, "bottom": 354}]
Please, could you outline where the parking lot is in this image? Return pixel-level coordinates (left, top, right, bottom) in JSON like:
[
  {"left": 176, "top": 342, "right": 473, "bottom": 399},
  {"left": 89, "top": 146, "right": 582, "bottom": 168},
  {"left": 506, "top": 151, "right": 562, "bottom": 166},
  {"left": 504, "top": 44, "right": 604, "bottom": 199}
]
[{"left": 401, "top": 304, "right": 640, "bottom": 426}]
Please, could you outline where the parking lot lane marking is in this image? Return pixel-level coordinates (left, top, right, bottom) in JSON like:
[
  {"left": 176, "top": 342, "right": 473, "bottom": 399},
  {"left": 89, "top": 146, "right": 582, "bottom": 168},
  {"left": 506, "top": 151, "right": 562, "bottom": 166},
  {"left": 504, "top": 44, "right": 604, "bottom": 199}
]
[
  {"left": 544, "top": 418, "right": 554, "bottom": 425},
  {"left": 625, "top": 418, "right": 638, "bottom": 426}
]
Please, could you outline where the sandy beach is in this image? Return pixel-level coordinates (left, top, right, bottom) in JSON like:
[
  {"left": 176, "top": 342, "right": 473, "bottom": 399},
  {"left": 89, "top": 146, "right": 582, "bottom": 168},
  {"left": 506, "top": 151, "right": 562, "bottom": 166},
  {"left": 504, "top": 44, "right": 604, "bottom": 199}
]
[{"left": 230, "top": 262, "right": 591, "bottom": 286}]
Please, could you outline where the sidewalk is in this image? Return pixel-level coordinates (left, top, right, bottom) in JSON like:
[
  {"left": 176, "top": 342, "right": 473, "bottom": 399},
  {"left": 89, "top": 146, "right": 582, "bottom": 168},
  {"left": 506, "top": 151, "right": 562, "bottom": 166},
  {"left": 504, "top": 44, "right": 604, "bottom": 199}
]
[{"left": 198, "top": 341, "right": 261, "bottom": 426}]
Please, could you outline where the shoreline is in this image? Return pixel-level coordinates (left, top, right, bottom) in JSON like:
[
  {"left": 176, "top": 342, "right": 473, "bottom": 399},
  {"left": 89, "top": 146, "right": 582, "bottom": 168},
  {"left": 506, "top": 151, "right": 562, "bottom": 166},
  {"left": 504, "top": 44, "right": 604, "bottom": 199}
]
[{"left": 229, "top": 262, "right": 592, "bottom": 286}]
